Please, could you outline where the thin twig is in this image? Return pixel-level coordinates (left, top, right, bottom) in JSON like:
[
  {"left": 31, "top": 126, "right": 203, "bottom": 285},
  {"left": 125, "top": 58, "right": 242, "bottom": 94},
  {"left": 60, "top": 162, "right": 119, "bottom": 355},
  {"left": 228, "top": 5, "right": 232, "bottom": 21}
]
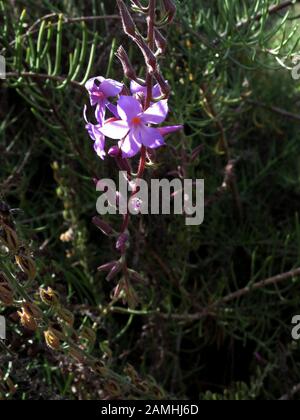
[
  {"left": 246, "top": 98, "right": 300, "bottom": 122},
  {"left": 236, "top": 0, "right": 296, "bottom": 30},
  {"left": 5, "top": 72, "right": 85, "bottom": 91},
  {"left": 1, "top": 14, "right": 122, "bottom": 54},
  {"left": 279, "top": 382, "right": 300, "bottom": 400},
  {"left": 201, "top": 84, "right": 243, "bottom": 219},
  {"left": 161, "top": 267, "right": 300, "bottom": 322}
]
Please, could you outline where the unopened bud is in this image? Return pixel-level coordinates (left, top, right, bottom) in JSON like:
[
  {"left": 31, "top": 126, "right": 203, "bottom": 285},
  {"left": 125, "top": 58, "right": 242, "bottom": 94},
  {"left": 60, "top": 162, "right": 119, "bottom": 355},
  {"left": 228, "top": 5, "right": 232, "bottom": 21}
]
[
  {"left": 108, "top": 146, "right": 121, "bottom": 157},
  {"left": 154, "top": 71, "right": 170, "bottom": 97},
  {"left": 191, "top": 144, "right": 204, "bottom": 162},
  {"left": 136, "top": 38, "right": 157, "bottom": 73},
  {"left": 116, "top": 232, "right": 129, "bottom": 253},
  {"left": 98, "top": 261, "right": 118, "bottom": 272},
  {"left": 116, "top": 46, "right": 137, "bottom": 80},
  {"left": 106, "top": 262, "right": 123, "bottom": 282},
  {"left": 162, "top": 0, "right": 176, "bottom": 23},
  {"left": 92, "top": 217, "right": 114, "bottom": 236},
  {"left": 154, "top": 28, "right": 167, "bottom": 54},
  {"left": 117, "top": 0, "right": 136, "bottom": 39}
]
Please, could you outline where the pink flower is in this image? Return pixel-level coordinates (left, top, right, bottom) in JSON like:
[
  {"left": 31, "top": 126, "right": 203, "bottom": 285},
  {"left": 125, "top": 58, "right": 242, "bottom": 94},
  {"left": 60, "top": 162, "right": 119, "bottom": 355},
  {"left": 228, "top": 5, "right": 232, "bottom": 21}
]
[
  {"left": 99, "top": 96, "right": 171, "bottom": 158},
  {"left": 85, "top": 77, "right": 123, "bottom": 122}
]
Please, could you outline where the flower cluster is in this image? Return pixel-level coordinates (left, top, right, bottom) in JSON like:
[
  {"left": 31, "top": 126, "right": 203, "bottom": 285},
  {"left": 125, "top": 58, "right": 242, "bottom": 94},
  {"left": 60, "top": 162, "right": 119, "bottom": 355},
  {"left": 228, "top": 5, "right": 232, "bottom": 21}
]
[{"left": 84, "top": 77, "right": 182, "bottom": 159}]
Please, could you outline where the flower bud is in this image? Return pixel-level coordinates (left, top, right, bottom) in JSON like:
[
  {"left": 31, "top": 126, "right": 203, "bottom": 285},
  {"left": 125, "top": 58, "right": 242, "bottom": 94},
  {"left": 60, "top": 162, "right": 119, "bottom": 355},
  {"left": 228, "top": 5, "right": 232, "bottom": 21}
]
[
  {"left": 108, "top": 146, "right": 121, "bottom": 157},
  {"left": 116, "top": 232, "right": 129, "bottom": 253},
  {"left": 136, "top": 38, "right": 157, "bottom": 73},
  {"left": 154, "top": 28, "right": 167, "bottom": 54},
  {"left": 162, "top": 0, "right": 176, "bottom": 23},
  {"left": 98, "top": 261, "right": 119, "bottom": 272},
  {"left": 92, "top": 217, "right": 114, "bottom": 236},
  {"left": 40, "top": 287, "right": 60, "bottom": 306},
  {"left": 106, "top": 262, "right": 123, "bottom": 282},
  {"left": 154, "top": 71, "right": 171, "bottom": 97},
  {"left": 116, "top": 46, "right": 137, "bottom": 80},
  {"left": 117, "top": 0, "right": 136, "bottom": 39}
]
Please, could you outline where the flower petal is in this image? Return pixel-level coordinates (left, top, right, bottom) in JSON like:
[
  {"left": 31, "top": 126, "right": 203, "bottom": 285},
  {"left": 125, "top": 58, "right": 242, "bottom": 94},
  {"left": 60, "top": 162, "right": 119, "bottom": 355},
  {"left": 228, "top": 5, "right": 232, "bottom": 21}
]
[
  {"left": 85, "top": 123, "right": 106, "bottom": 159},
  {"left": 142, "top": 100, "right": 168, "bottom": 124},
  {"left": 95, "top": 100, "right": 107, "bottom": 124},
  {"left": 152, "top": 84, "right": 163, "bottom": 98},
  {"left": 130, "top": 80, "right": 163, "bottom": 99},
  {"left": 100, "top": 79, "right": 123, "bottom": 97},
  {"left": 99, "top": 120, "right": 130, "bottom": 139},
  {"left": 136, "top": 125, "right": 165, "bottom": 149},
  {"left": 85, "top": 77, "right": 105, "bottom": 93},
  {"left": 130, "top": 80, "right": 147, "bottom": 95},
  {"left": 106, "top": 103, "right": 120, "bottom": 119},
  {"left": 121, "top": 131, "right": 142, "bottom": 158},
  {"left": 157, "top": 125, "right": 183, "bottom": 136},
  {"left": 117, "top": 96, "right": 143, "bottom": 122},
  {"left": 94, "top": 138, "right": 106, "bottom": 160}
]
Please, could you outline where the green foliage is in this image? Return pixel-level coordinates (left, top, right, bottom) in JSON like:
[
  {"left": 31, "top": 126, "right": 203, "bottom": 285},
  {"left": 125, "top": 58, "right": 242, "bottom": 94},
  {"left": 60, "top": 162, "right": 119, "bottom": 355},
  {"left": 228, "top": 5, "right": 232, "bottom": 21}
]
[{"left": 1, "top": 0, "right": 300, "bottom": 400}]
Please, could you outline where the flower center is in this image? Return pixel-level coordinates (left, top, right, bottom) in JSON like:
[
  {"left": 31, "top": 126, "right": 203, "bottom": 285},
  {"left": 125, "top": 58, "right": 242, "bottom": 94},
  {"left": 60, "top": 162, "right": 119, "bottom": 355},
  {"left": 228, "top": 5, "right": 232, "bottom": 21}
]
[
  {"left": 131, "top": 116, "right": 141, "bottom": 126},
  {"left": 94, "top": 91, "right": 105, "bottom": 99}
]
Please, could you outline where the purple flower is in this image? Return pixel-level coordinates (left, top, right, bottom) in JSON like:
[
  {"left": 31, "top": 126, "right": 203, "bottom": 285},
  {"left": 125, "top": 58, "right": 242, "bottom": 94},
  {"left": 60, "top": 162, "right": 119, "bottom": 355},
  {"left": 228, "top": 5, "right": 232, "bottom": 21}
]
[
  {"left": 99, "top": 96, "right": 170, "bottom": 158},
  {"left": 130, "top": 80, "right": 162, "bottom": 99},
  {"left": 158, "top": 125, "right": 184, "bottom": 136},
  {"left": 85, "top": 77, "right": 123, "bottom": 123},
  {"left": 84, "top": 106, "right": 106, "bottom": 159}
]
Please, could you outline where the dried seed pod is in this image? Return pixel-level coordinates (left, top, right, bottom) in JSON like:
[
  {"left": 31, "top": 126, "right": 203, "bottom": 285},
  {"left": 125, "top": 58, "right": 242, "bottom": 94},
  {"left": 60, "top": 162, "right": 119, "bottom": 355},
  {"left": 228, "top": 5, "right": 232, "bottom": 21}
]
[
  {"left": 23, "top": 302, "right": 43, "bottom": 320},
  {"left": 68, "top": 346, "right": 86, "bottom": 363},
  {"left": 0, "top": 282, "right": 14, "bottom": 306},
  {"left": 15, "top": 253, "right": 36, "bottom": 280},
  {"left": 79, "top": 326, "right": 96, "bottom": 346},
  {"left": 48, "top": 323, "right": 65, "bottom": 341},
  {"left": 44, "top": 328, "right": 61, "bottom": 350},
  {"left": 103, "top": 380, "right": 122, "bottom": 398},
  {"left": 57, "top": 306, "right": 74, "bottom": 327},
  {"left": 39, "top": 287, "right": 60, "bottom": 306},
  {"left": 0, "top": 223, "right": 19, "bottom": 252},
  {"left": 92, "top": 360, "right": 109, "bottom": 376},
  {"left": 17, "top": 307, "right": 38, "bottom": 332}
]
